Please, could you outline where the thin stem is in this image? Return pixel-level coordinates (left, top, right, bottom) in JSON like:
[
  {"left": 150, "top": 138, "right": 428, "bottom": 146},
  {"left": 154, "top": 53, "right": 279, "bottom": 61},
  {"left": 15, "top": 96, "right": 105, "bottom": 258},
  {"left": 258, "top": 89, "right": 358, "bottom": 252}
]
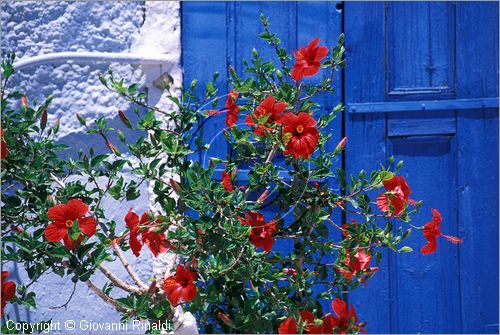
[
  {"left": 49, "top": 281, "right": 77, "bottom": 310},
  {"left": 112, "top": 244, "right": 148, "bottom": 290},
  {"left": 98, "top": 264, "right": 142, "bottom": 293},
  {"left": 86, "top": 280, "right": 132, "bottom": 314}
]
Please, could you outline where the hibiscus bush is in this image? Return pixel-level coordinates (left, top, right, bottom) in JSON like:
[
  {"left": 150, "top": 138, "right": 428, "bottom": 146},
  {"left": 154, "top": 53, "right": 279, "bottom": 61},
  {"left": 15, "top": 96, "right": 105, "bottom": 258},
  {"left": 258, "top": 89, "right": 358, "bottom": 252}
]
[{"left": 1, "top": 16, "right": 462, "bottom": 334}]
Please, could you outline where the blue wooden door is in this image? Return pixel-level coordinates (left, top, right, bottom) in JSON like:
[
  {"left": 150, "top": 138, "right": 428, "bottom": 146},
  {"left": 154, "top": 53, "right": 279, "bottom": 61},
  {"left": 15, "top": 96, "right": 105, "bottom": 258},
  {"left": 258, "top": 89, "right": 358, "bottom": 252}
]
[
  {"left": 182, "top": 2, "right": 499, "bottom": 333},
  {"left": 345, "top": 2, "right": 499, "bottom": 333}
]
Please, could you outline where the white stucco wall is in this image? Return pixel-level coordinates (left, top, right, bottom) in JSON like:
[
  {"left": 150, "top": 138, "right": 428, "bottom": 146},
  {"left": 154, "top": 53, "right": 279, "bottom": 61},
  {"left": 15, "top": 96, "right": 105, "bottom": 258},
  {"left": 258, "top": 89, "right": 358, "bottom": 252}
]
[{"left": 1, "top": 1, "right": 185, "bottom": 333}]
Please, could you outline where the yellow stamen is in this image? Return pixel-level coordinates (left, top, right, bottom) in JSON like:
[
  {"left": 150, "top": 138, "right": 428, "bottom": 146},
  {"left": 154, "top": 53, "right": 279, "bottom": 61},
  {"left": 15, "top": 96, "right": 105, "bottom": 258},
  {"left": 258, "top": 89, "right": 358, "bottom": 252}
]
[{"left": 65, "top": 220, "right": 74, "bottom": 228}]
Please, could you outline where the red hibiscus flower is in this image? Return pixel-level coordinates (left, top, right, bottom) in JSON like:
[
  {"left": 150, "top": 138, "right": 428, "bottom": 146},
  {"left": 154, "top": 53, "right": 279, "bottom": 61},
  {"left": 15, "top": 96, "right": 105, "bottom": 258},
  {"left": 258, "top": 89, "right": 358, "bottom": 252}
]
[
  {"left": 278, "top": 112, "right": 319, "bottom": 160},
  {"left": 239, "top": 211, "right": 278, "bottom": 252},
  {"left": 1, "top": 128, "right": 6, "bottom": 160},
  {"left": 299, "top": 311, "right": 323, "bottom": 334},
  {"left": 125, "top": 210, "right": 174, "bottom": 257},
  {"left": 376, "top": 175, "right": 415, "bottom": 217},
  {"left": 245, "top": 96, "right": 287, "bottom": 135},
  {"left": 291, "top": 37, "right": 329, "bottom": 82},
  {"left": 421, "top": 209, "right": 463, "bottom": 255},
  {"left": 221, "top": 169, "right": 235, "bottom": 192},
  {"left": 225, "top": 89, "right": 239, "bottom": 128},
  {"left": 278, "top": 317, "right": 298, "bottom": 334},
  {"left": 323, "top": 298, "right": 365, "bottom": 334},
  {"left": 163, "top": 264, "right": 197, "bottom": 306},
  {"left": 278, "top": 312, "right": 322, "bottom": 334},
  {"left": 1, "top": 272, "right": 16, "bottom": 317},
  {"left": 44, "top": 199, "right": 97, "bottom": 250},
  {"left": 338, "top": 249, "right": 378, "bottom": 281}
]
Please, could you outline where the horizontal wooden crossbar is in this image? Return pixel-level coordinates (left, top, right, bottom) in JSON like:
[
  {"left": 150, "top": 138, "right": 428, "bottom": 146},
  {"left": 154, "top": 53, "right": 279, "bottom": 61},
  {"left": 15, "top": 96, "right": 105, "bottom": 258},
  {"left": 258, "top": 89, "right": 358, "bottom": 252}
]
[{"left": 347, "top": 97, "right": 499, "bottom": 114}]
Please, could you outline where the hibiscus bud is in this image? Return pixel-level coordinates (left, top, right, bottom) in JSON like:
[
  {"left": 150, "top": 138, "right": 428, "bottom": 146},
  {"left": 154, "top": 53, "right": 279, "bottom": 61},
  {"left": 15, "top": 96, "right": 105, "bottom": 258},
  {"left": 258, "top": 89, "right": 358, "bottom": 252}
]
[
  {"left": 147, "top": 280, "right": 157, "bottom": 296},
  {"left": 169, "top": 178, "right": 181, "bottom": 194},
  {"left": 276, "top": 69, "right": 283, "bottom": 80},
  {"left": 257, "top": 189, "right": 270, "bottom": 203},
  {"left": 14, "top": 226, "right": 24, "bottom": 234},
  {"left": 283, "top": 268, "right": 298, "bottom": 276},
  {"left": 312, "top": 180, "right": 321, "bottom": 192},
  {"left": 335, "top": 200, "right": 345, "bottom": 207},
  {"left": 105, "top": 139, "right": 120, "bottom": 155},
  {"left": 218, "top": 312, "right": 233, "bottom": 327},
  {"left": 335, "top": 136, "right": 348, "bottom": 152},
  {"left": 53, "top": 118, "right": 60, "bottom": 134},
  {"left": 118, "top": 110, "right": 132, "bottom": 129},
  {"left": 228, "top": 65, "right": 237, "bottom": 79},
  {"left": 191, "top": 257, "right": 198, "bottom": 268},
  {"left": 98, "top": 73, "right": 107, "bottom": 87},
  {"left": 117, "top": 130, "right": 126, "bottom": 142},
  {"left": 206, "top": 110, "right": 221, "bottom": 116},
  {"left": 76, "top": 113, "right": 86, "bottom": 126},
  {"left": 40, "top": 109, "right": 48, "bottom": 131},
  {"left": 47, "top": 195, "right": 56, "bottom": 207},
  {"left": 252, "top": 48, "right": 258, "bottom": 58},
  {"left": 21, "top": 96, "right": 28, "bottom": 107}
]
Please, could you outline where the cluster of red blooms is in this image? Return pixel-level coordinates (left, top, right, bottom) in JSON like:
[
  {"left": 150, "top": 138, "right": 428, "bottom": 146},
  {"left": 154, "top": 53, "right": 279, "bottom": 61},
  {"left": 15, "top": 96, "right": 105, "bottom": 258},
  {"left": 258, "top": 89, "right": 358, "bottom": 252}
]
[
  {"left": 227, "top": 92, "right": 320, "bottom": 160},
  {"left": 376, "top": 175, "right": 462, "bottom": 254},
  {"left": 221, "top": 37, "right": 331, "bottom": 161},
  {"left": 1, "top": 271, "right": 16, "bottom": 317},
  {"left": 278, "top": 298, "right": 365, "bottom": 334},
  {"left": 124, "top": 209, "right": 175, "bottom": 257}
]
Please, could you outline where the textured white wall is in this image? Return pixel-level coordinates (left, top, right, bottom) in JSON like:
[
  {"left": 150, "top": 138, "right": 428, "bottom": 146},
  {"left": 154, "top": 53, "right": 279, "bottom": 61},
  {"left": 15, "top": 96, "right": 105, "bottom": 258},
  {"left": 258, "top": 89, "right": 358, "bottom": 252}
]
[{"left": 1, "top": 1, "right": 186, "bottom": 332}]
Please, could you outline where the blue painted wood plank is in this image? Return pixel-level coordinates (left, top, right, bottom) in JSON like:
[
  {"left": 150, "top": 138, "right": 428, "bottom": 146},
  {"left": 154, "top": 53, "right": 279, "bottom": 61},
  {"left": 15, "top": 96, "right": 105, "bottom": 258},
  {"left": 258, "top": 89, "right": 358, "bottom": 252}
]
[
  {"left": 344, "top": 3, "right": 392, "bottom": 333},
  {"left": 387, "top": 110, "right": 456, "bottom": 137},
  {"left": 387, "top": 2, "right": 455, "bottom": 97},
  {"left": 389, "top": 136, "right": 462, "bottom": 333},
  {"left": 456, "top": 2, "right": 499, "bottom": 333},
  {"left": 182, "top": 2, "right": 229, "bottom": 165}
]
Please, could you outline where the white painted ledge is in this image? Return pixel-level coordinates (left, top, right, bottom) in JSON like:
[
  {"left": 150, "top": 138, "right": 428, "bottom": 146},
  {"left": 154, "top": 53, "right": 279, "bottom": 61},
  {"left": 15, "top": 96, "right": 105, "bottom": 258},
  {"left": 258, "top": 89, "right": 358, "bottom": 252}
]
[{"left": 12, "top": 51, "right": 175, "bottom": 71}]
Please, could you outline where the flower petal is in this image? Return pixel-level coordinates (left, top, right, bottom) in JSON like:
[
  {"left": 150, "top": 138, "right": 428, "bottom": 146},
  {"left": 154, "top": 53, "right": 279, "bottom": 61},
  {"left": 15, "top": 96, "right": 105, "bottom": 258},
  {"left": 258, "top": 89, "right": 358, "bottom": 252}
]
[
  {"left": 78, "top": 216, "right": 97, "bottom": 237},
  {"left": 278, "top": 317, "right": 298, "bottom": 334},
  {"left": 307, "top": 37, "right": 320, "bottom": 50},
  {"left": 125, "top": 210, "right": 139, "bottom": 231},
  {"left": 421, "top": 240, "right": 438, "bottom": 255},
  {"left": 167, "top": 285, "right": 184, "bottom": 306},
  {"left": 45, "top": 222, "right": 68, "bottom": 242},
  {"left": 47, "top": 203, "right": 69, "bottom": 222},
  {"left": 129, "top": 231, "right": 142, "bottom": 257},
  {"left": 66, "top": 199, "right": 89, "bottom": 220},
  {"left": 181, "top": 283, "right": 198, "bottom": 303},
  {"left": 332, "top": 298, "right": 348, "bottom": 318}
]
